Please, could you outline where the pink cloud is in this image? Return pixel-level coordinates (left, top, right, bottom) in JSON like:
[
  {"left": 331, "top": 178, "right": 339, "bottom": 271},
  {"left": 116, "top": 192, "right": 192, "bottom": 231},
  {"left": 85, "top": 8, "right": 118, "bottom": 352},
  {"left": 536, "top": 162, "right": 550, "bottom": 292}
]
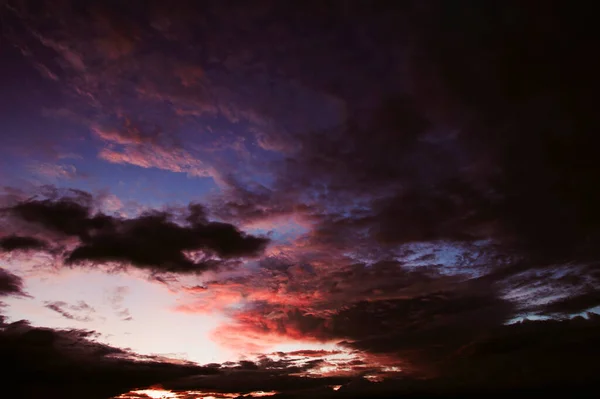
[
  {"left": 98, "top": 147, "right": 211, "bottom": 178},
  {"left": 210, "top": 314, "right": 326, "bottom": 354},
  {"left": 92, "top": 122, "right": 217, "bottom": 179},
  {"left": 174, "top": 281, "right": 318, "bottom": 315},
  {"left": 92, "top": 126, "right": 148, "bottom": 146}
]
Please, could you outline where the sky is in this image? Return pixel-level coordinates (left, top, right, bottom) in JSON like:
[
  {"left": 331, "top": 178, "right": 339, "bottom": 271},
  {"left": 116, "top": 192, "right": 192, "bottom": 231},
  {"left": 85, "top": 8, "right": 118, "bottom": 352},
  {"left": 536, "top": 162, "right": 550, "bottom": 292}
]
[{"left": 1, "top": 1, "right": 600, "bottom": 398}]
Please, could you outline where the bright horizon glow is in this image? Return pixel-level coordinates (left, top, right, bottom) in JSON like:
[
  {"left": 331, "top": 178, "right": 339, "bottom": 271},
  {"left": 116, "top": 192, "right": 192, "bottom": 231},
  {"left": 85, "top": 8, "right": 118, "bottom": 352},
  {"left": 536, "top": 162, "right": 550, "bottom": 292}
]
[
  {"left": 1, "top": 267, "right": 232, "bottom": 364},
  {"left": 1, "top": 265, "right": 361, "bottom": 366},
  {"left": 124, "top": 389, "right": 177, "bottom": 399},
  {"left": 117, "top": 389, "right": 277, "bottom": 398}
]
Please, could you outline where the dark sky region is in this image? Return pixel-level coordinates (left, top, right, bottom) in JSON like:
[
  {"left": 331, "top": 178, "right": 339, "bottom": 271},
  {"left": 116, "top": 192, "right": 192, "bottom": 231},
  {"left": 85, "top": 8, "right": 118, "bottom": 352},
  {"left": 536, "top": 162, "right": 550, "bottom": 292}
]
[{"left": 1, "top": 1, "right": 600, "bottom": 398}]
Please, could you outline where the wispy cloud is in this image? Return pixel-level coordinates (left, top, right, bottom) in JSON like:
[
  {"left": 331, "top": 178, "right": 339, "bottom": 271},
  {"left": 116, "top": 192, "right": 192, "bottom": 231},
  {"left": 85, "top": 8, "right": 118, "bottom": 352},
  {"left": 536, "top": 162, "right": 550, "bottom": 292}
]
[
  {"left": 92, "top": 123, "right": 215, "bottom": 178},
  {"left": 106, "top": 286, "right": 133, "bottom": 321},
  {"left": 28, "top": 162, "right": 82, "bottom": 180},
  {"left": 44, "top": 300, "right": 96, "bottom": 322}
]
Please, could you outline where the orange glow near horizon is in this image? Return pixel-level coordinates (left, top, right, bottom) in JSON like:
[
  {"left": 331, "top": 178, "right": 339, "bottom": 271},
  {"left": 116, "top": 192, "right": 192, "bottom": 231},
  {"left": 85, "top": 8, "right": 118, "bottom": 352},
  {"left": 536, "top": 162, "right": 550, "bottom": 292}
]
[
  {"left": 244, "top": 391, "right": 277, "bottom": 397},
  {"left": 115, "top": 389, "right": 277, "bottom": 399}
]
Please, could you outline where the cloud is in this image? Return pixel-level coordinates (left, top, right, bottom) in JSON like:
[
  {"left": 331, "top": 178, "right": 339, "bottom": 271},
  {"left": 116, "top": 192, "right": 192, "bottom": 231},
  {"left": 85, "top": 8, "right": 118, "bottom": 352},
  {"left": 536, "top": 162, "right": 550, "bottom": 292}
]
[
  {"left": 137, "top": 315, "right": 600, "bottom": 396},
  {"left": 107, "top": 286, "right": 133, "bottom": 321},
  {"left": 95, "top": 191, "right": 124, "bottom": 214},
  {"left": 0, "top": 318, "right": 216, "bottom": 399},
  {"left": 44, "top": 300, "right": 96, "bottom": 322},
  {"left": 437, "top": 315, "right": 600, "bottom": 392},
  {"left": 173, "top": 2, "right": 600, "bottom": 357},
  {"left": 0, "top": 268, "right": 27, "bottom": 297},
  {"left": 162, "top": 367, "right": 351, "bottom": 396},
  {"left": 173, "top": 257, "right": 512, "bottom": 375},
  {"left": 209, "top": 277, "right": 512, "bottom": 375},
  {"left": 92, "top": 121, "right": 214, "bottom": 178},
  {"left": 144, "top": 0, "right": 596, "bottom": 292},
  {"left": 277, "top": 350, "right": 342, "bottom": 358},
  {"left": 97, "top": 146, "right": 209, "bottom": 177},
  {"left": 5, "top": 0, "right": 345, "bottom": 181},
  {"left": 2, "top": 190, "right": 269, "bottom": 274},
  {"left": 208, "top": 175, "right": 314, "bottom": 228},
  {"left": 28, "top": 162, "right": 83, "bottom": 180},
  {"left": 540, "top": 290, "right": 600, "bottom": 316},
  {"left": 2, "top": 314, "right": 599, "bottom": 399},
  {"left": 0, "top": 311, "right": 354, "bottom": 399},
  {"left": 0, "top": 235, "right": 48, "bottom": 252}
]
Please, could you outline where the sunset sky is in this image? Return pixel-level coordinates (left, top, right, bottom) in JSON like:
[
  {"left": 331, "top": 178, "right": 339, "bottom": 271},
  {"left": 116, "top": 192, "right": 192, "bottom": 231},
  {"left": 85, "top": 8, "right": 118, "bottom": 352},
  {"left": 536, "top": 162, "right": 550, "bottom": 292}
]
[{"left": 1, "top": 1, "right": 599, "bottom": 398}]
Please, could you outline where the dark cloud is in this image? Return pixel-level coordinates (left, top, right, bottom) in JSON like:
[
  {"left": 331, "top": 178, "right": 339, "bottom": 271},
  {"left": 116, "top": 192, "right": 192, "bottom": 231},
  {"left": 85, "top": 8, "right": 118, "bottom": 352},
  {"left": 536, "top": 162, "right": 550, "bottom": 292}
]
[
  {"left": 258, "top": 319, "right": 600, "bottom": 399},
  {"left": 209, "top": 174, "right": 310, "bottom": 226},
  {"left": 179, "top": 0, "right": 600, "bottom": 277},
  {"left": 283, "top": 350, "right": 342, "bottom": 358},
  {"left": 541, "top": 290, "right": 600, "bottom": 316},
  {"left": 2, "top": 315, "right": 599, "bottom": 399},
  {"left": 0, "top": 268, "right": 27, "bottom": 297},
  {"left": 2, "top": 192, "right": 269, "bottom": 274},
  {"left": 214, "top": 275, "right": 512, "bottom": 375},
  {"left": 0, "top": 318, "right": 216, "bottom": 399},
  {"left": 0, "top": 235, "right": 48, "bottom": 252},
  {"left": 333, "top": 288, "right": 511, "bottom": 355},
  {"left": 1, "top": 311, "right": 343, "bottom": 398},
  {"left": 163, "top": 368, "right": 350, "bottom": 395},
  {"left": 402, "top": 1, "right": 600, "bottom": 264},
  {"left": 437, "top": 315, "right": 600, "bottom": 393},
  {"left": 196, "top": 0, "right": 600, "bottom": 331}
]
